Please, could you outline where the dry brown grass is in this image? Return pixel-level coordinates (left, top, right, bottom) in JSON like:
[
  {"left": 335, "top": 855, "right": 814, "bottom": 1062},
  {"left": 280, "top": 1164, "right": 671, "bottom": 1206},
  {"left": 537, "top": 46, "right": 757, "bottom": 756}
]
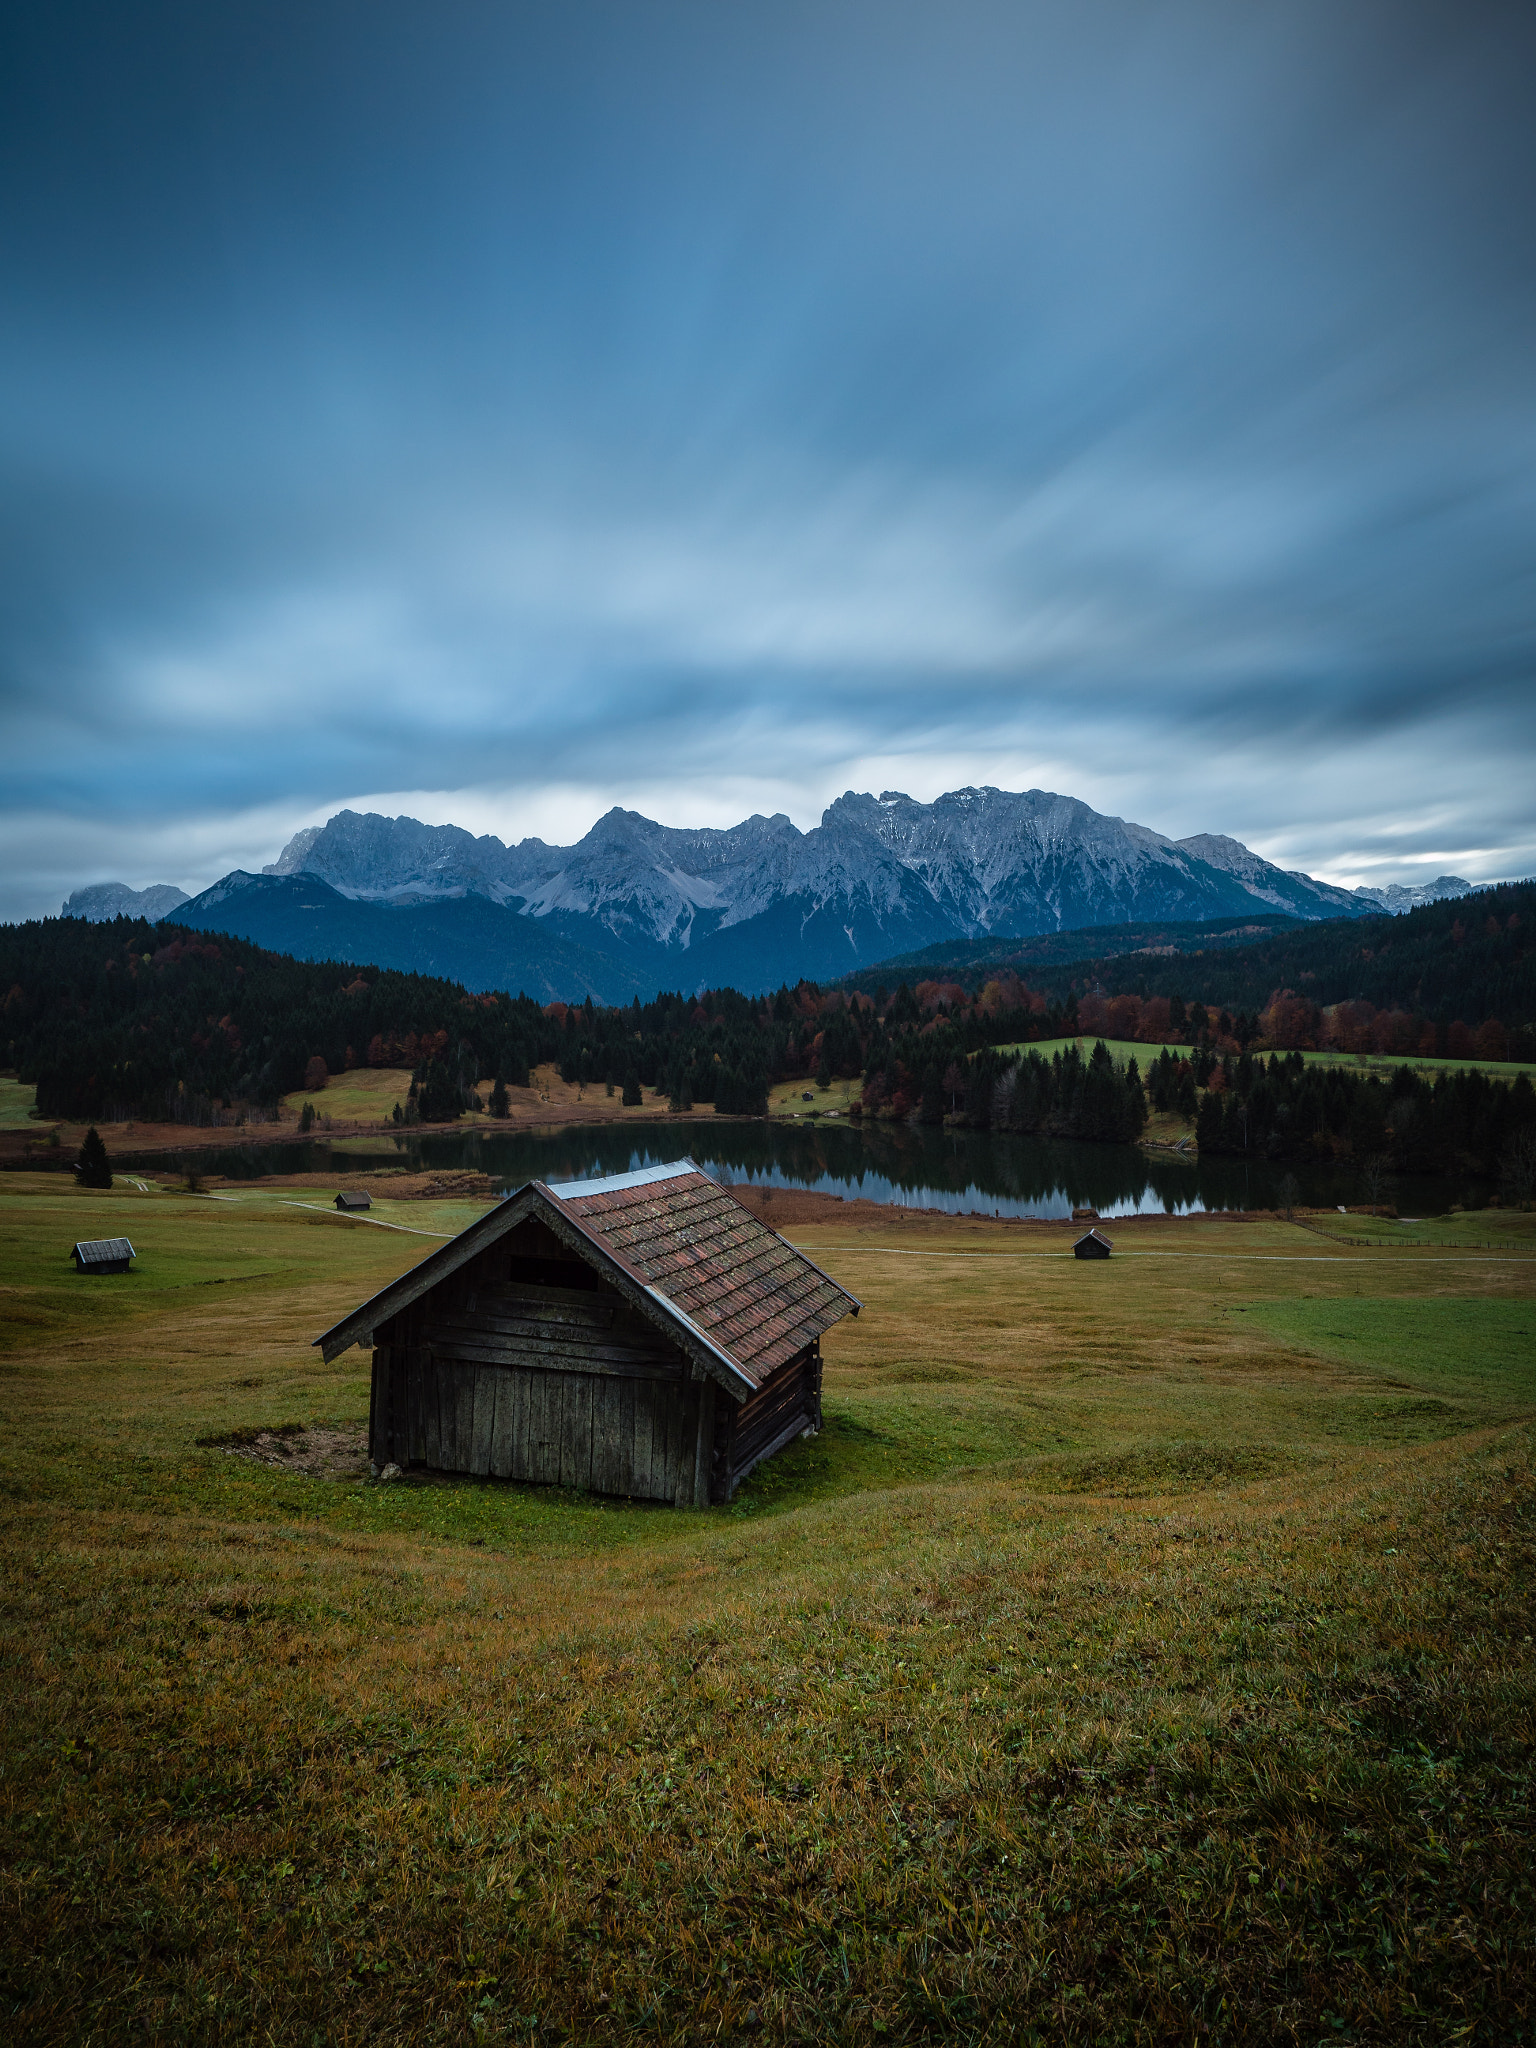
[{"left": 1, "top": 1179, "right": 1533, "bottom": 2043}]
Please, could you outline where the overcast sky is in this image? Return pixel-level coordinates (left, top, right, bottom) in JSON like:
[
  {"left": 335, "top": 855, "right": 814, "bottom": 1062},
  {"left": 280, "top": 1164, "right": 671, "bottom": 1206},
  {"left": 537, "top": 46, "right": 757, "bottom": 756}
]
[{"left": 3, "top": 0, "right": 1534, "bottom": 919}]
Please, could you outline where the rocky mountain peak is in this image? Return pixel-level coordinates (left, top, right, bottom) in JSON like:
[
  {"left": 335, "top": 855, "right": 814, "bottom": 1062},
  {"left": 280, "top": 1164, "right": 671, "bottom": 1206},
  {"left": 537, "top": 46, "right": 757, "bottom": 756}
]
[
  {"left": 62, "top": 881, "right": 191, "bottom": 922},
  {"left": 230, "top": 785, "right": 1440, "bottom": 984}
]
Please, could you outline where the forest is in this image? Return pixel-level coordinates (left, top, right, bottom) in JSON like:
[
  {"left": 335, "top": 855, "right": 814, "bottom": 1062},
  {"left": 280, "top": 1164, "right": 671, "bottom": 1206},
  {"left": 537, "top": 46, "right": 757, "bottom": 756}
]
[
  {"left": 1, "top": 905, "right": 1532, "bottom": 1186},
  {"left": 1144, "top": 1044, "right": 1536, "bottom": 1186},
  {"left": 0, "top": 916, "right": 928, "bottom": 1126},
  {"left": 841, "top": 880, "right": 1536, "bottom": 1046}
]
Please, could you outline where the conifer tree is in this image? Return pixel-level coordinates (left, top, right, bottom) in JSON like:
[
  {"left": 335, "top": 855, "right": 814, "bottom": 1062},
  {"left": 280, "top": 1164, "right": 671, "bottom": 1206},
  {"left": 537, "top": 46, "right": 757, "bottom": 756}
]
[{"left": 75, "top": 1125, "right": 112, "bottom": 1188}]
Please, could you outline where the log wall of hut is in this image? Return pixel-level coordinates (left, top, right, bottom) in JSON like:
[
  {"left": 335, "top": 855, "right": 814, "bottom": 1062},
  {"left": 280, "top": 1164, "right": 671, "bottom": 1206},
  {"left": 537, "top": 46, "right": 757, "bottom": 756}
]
[
  {"left": 367, "top": 1216, "right": 720, "bottom": 1505},
  {"left": 710, "top": 1341, "right": 821, "bottom": 1502}
]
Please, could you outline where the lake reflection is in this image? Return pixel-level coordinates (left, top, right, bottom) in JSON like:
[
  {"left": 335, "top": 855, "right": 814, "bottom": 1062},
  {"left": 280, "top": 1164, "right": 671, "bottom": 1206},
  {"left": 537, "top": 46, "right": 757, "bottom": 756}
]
[{"left": 104, "top": 1116, "right": 1468, "bottom": 1218}]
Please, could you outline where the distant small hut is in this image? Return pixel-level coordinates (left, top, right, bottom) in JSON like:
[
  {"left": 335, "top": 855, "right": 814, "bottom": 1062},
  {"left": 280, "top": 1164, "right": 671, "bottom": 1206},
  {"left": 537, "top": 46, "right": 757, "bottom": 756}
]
[
  {"left": 315, "top": 1160, "right": 861, "bottom": 1506},
  {"left": 334, "top": 1190, "right": 372, "bottom": 1211},
  {"left": 72, "top": 1237, "right": 135, "bottom": 1274},
  {"left": 1073, "top": 1227, "right": 1113, "bottom": 1259}
]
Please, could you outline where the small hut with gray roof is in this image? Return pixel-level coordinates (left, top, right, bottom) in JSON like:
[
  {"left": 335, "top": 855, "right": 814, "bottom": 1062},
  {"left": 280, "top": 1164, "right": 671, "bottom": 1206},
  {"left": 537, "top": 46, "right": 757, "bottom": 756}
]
[{"left": 315, "top": 1160, "right": 860, "bottom": 1506}]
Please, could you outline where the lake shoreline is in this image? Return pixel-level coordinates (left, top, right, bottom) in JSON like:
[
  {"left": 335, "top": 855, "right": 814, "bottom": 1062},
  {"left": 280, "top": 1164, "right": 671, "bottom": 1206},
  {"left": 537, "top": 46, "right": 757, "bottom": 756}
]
[{"left": 2, "top": 1108, "right": 1488, "bottom": 1220}]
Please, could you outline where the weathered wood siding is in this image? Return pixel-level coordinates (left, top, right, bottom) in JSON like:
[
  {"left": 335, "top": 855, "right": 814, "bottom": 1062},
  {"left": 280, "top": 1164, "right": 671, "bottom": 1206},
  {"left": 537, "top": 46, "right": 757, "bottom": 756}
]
[
  {"left": 367, "top": 1226, "right": 715, "bottom": 1504},
  {"left": 711, "top": 1340, "right": 821, "bottom": 1501}
]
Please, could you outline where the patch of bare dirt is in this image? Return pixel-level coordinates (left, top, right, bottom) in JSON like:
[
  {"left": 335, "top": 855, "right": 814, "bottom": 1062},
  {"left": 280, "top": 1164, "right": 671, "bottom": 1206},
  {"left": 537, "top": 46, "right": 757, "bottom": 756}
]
[{"left": 199, "top": 1422, "right": 369, "bottom": 1477}]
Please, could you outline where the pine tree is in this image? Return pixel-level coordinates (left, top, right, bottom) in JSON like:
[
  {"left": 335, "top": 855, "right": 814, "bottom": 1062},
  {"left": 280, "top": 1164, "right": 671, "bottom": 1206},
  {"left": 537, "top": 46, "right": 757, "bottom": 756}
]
[
  {"left": 489, "top": 1075, "right": 509, "bottom": 1118},
  {"left": 1196, "top": 1093, "right": 1223, "bottom": 1152},
  {"left": 622, "top": 1066, "right": 642, "bottom": 1107},
  {"left": 75, "top": 1125, "right": 112, "bottom": 1188},
  {"left": 416, "top": 1059, "right": 462, "bottom": 1122}
]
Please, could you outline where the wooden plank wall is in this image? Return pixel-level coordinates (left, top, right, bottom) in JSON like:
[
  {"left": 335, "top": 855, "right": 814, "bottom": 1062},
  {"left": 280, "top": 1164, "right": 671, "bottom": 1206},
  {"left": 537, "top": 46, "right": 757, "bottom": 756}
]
[
  {"left": 713, "top": 1341, "right": 819, "bottom": 1501},
  {"left": 367, "top": 1268, "right": 717, "bottom": 1504}
]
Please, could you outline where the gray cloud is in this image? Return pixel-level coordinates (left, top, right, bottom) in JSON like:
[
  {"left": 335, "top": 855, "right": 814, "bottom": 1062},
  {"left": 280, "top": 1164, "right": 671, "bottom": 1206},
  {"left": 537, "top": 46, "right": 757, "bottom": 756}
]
[{"left": 2, "top": 0, "right": 1533, "bottom": 917}]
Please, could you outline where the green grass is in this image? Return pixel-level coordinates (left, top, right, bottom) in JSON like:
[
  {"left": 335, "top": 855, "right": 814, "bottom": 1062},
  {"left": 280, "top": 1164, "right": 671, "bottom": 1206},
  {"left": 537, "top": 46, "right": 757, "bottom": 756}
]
[
  {"left": 989, "top": 1035, "right": 1151, "bottom": 1067},
  {"left": 0, "top": 1077, "right": 44, "bottom": 1127},
  {"left": 2, "top": 1183, "right": 1534, "bottom": 2042},
  {"left": 767, "top": 1074, "right": 863, "bottom": 1117},
  {"left": 1287, "top": 1046, "right": 1536, "bottom": 1080},
  {"left": 280, "top": 1065, "right": 415, "bottom": 1121},
  {"left": 1298, "top": 1208, "right": 1536, "bottom": 1248},
  {"left": 986, "top": 1037, "right": 1535, "bottom": 1081},
  {"left": 1232, "top": 1296, "right": 1536, "bottom": 1415}
]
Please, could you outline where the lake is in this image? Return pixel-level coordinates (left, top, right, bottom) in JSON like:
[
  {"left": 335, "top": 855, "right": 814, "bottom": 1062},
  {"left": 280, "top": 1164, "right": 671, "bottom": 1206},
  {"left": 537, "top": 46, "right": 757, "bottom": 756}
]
[{"left": 98, "top": 1117, "right": 1478, "bottom": 1218}]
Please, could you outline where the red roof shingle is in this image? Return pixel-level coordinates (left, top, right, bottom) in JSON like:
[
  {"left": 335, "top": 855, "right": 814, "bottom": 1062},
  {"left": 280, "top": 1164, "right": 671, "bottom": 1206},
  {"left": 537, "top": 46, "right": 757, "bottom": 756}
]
[{"left": 546, "top": 1163, "right": 857, "bottom": 1387}]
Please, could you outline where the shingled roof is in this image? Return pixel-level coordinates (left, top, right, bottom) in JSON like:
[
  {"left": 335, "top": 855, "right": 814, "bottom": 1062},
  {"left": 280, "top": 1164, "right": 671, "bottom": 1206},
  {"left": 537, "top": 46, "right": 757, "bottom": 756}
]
[
  {"left": 71, "top": 1237, "right": 135, "bottom": 1267},
  {"left": 314, "top": 1160, "right": 860, "bottom": 1395},
  {"left": 549, "top": 1162, "right": 857, "bottom": 1386}
]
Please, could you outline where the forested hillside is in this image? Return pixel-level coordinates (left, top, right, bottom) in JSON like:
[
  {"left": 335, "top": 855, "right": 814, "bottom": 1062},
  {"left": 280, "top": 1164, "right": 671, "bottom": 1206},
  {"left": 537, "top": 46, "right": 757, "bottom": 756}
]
[
  {"left": 2, "top": 910, "right": 1532, "bottom": 1185},
  {"left": 171, "top": 872, "right": 654, "bottom": 1007},
  {"left": 0, "top": 916, "right": 905, "bottom": 1126},
  {"left": 843, "top": 881, "right": 1536, "bottom": 1045}
]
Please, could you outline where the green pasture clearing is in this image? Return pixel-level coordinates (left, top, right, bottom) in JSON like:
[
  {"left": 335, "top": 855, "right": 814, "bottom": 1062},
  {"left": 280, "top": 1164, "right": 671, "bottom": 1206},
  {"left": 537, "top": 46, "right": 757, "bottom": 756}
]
[
  {"left": 986, "top": 1036, "right": 1534, "bottom": 1082},
  {"left": 0, "top": 1076, "right": 43, "bottom": 1127},
  {"left": 1279, "top": 1046, "right": 1536, "bottom": 1081},
  {"left": 1297, "top": 1208, "right": 1536, "bottom": 1249},
  {"left": 280, "top": 1064, "right": 417, "bottom": 1121},
  {"left": 1231, "top": 1294, "right": 1536, "bottom": 1418},
  {"left": 989, "top": 1035, "right": 1150, "bottom": 1067},
  {"left": 767, "top": 1073, "right": 862, "bottom": 1118},
  {"left": 1, "top": 1179, "right": 1534, "bottom": 2042}
]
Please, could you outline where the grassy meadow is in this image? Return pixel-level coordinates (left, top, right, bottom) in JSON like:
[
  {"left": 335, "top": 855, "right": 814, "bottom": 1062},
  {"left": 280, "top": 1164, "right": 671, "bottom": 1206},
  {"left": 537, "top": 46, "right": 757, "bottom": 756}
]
[
  {"left": 992, "top": 1038, "right": 1536, "bottom": 1084},
  {"left": 0, "top": 1077, "right": 43, "bottom": 1128},
  {"left": 1, "top": 1172, "right": 1534, "bottom": 2043},
  {"left": 768, "top": 1075, "right": 863, "bottom": 1119},
  {"left": 281, "top": 1066, "right": 419, "bottom": 1123},
  {"left": 278, "top": 1061, "right": 710, "bottom": 1128}
]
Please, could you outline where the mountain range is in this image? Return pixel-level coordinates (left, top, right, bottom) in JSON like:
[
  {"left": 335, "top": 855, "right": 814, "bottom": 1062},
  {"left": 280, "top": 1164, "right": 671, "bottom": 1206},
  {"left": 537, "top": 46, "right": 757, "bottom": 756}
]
[
  {"left": 61, "top": 787, "right": 1475, "bottom": 1002},
  {"left": 62, "top": 881, "right": 191, "bottom": 922}
]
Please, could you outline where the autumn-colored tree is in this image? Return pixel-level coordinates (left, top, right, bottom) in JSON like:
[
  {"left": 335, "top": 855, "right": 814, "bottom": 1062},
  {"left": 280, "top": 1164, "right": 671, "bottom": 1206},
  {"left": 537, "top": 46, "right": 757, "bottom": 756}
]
[{"left": 303, "top": 1054, "right": 328, "bottom": 1092}]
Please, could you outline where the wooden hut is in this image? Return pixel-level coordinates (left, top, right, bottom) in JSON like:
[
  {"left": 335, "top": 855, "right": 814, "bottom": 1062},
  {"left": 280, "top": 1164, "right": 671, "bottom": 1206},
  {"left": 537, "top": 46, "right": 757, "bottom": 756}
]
[
  {"left": 314, "top": 1160, "right": 861, "bottom": 1506},
  {"left": 334, "top": 1189, "right": 372, "bottom": 1211},
  {"left": 1073, "top": 1227, "right": 1113, "bottom": 1259},
  {"left": 72, "top": 1237, "right": 135, "bottom": 1274}
]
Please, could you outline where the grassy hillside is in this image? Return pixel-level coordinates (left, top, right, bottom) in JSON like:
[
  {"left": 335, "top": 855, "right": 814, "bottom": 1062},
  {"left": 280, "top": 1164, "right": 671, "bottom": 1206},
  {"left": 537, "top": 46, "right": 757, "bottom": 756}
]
[{"left": 1, "top": 1175, "right": 1533, "bottom": 2041}]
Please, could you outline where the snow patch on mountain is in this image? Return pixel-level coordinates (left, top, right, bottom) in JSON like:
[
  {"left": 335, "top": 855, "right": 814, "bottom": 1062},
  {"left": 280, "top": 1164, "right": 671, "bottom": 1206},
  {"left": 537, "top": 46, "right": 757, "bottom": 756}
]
[{"left": 260, "top": 786, "right": 1393, "bottom": 961}]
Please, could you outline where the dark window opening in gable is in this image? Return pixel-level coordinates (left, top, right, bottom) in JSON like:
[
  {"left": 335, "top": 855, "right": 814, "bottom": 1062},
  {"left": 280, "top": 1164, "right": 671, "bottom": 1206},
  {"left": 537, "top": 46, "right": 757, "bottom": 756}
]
[{"left": 505, "top": 1253, "right": 599, "bottom": 1291}]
